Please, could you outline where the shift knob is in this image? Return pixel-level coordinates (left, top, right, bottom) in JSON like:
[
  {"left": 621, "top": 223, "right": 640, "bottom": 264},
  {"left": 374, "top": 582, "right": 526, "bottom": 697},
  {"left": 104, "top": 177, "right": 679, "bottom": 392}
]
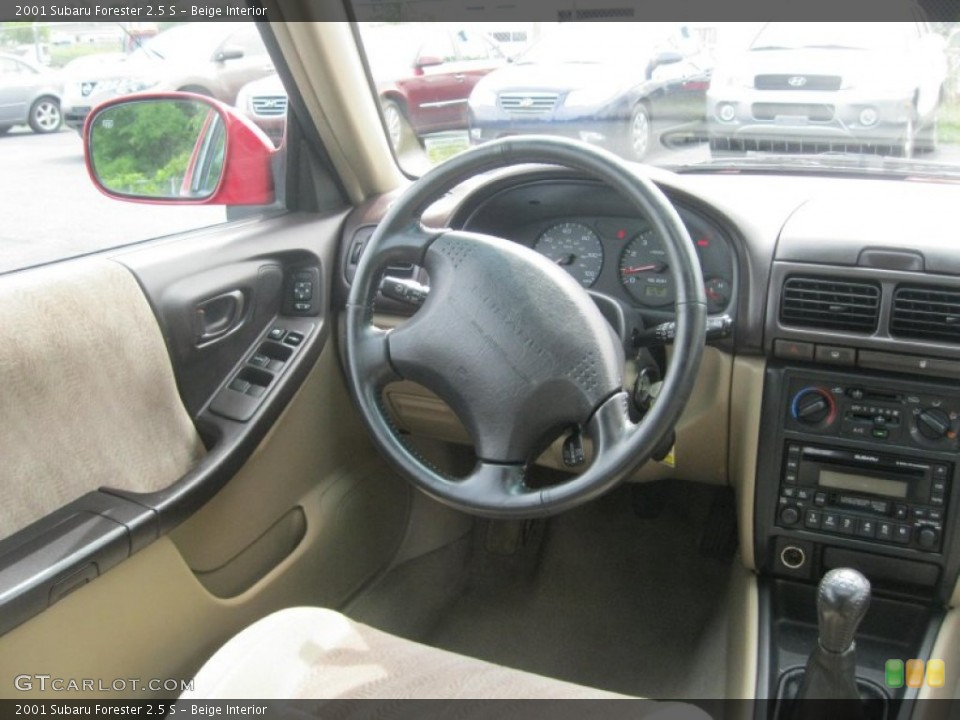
[{"left": 817, "top": 568, "right": 871, "bottom": 654}]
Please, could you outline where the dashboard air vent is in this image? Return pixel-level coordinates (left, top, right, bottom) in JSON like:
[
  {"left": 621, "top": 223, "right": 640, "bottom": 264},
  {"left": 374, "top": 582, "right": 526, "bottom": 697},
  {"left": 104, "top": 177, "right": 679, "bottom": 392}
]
[
  {"left": 891, "top": 286, "right": 960, "bottom": 344},
  {"left": 780, "top": 277, "right": 880, "bottom": 332}
]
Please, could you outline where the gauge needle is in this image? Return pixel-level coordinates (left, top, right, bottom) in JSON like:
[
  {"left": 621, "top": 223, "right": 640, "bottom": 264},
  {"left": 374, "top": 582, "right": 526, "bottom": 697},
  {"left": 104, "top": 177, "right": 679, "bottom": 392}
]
[
  {"left": 555, "top": 254, "right": 577, "bottom": 266},
  {"left": 621, "top": 262, "right": 667, "bottom": 275}
]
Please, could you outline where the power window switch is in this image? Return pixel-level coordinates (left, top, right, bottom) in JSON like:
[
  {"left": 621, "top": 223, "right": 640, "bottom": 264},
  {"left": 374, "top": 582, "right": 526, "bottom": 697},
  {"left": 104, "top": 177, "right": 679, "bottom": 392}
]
[
  {"left": 229, "top": 378, "right": 251, "bottom": 394},
  {"left": 250, "top": 353, "right": 270, "bottom": 368},
  {"left": 246, "top": 384, "right": 266, "bottom": 399}
]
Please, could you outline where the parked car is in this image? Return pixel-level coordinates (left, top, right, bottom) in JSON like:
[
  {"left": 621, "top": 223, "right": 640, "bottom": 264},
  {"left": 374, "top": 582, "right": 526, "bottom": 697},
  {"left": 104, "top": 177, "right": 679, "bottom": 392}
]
[
  {"left": 467, "top": 22, "right": 712, "bottom": 161},
  {"left": 362, "top": 24, "right": 506, "bottom": 151},
  {"left": 708, "top": 22, "right": 947, "bottom": 156},
  {"left": 235, "top": 26, "right": 507, "bottom": 153},
  {"left": 0, "top": 52, "right": 62, "bottom": 134},
  {"left": 235, "top": 73, "right": 287, "bottom": 147},
  {"left": 61, "top": 22, "right": 275, "bottom": 132}
]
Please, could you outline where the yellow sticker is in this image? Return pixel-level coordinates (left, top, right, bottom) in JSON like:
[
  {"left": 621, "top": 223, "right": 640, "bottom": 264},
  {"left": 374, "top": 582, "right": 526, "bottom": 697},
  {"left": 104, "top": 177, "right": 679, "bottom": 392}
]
[{"left": 660, "top": 445, "right": 676, "bottom": 468}]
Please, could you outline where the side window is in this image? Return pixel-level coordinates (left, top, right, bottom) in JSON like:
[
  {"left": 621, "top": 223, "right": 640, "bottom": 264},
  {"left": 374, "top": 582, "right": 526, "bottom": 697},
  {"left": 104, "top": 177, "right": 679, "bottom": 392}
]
[
  {"left": 1, "top": 21, "right": 284, "bottom": 275},
  {"left": 418, "top": 32, "right": 456, "bottom": 64},
  {"left": 453, "top": 30, "right": 501, "bottom": 61},
  {"left": 224, "top": 26, "right": 268, "bottom": 59}
]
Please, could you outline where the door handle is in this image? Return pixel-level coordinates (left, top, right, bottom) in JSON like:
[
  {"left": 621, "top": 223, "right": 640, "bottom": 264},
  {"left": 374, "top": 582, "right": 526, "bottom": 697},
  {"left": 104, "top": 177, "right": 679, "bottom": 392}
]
[
  {"left": 194, "top": 290, "right": 245, "bottom": 344},
  {"left": 454, "top": 74, "right": 466, "bottom": 82}
]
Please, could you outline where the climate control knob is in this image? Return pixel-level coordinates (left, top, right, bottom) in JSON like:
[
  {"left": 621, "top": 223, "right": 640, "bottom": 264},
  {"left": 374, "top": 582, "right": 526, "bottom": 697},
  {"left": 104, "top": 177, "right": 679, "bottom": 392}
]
[
  {"left": 917, "top": 408, "right": 951, "bottom": 441},
  {"left": 791, "top": 387, "right": 836, "bottom": 426},
  {"left": 780, "top": 506, "right": 800, "bottom": 526}
]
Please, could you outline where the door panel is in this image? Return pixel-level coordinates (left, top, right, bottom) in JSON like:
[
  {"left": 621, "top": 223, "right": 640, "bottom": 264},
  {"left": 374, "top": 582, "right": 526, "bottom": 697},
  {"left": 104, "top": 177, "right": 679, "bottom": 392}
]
[{"left": 0, "top": 208, "right": 412, "bottom": 672}]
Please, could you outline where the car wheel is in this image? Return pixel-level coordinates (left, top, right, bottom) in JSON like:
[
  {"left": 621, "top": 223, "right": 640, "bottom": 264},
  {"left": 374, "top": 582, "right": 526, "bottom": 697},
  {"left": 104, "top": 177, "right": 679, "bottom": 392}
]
[
  {"left": 382, "top": 99, "right": 414, "bottom": 154},
  {"left": 625, "top": 104, "right": 651, "bottom": 161},
  {"left": 28, "top": 97, "right": 61, "bottom": 134}
]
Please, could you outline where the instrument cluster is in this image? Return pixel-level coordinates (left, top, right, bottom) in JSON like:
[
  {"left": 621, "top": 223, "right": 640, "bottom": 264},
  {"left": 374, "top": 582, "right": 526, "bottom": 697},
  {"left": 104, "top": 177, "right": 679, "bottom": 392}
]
[{"left": 521, "top": 208, "right": 736, "bottom": 315}]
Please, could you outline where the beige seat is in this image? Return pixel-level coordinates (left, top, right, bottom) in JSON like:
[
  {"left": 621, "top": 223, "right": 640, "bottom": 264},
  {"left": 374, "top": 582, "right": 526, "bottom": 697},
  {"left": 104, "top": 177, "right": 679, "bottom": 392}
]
[{"left": 183, "top": 607, "right": 710, "bottom": 715}]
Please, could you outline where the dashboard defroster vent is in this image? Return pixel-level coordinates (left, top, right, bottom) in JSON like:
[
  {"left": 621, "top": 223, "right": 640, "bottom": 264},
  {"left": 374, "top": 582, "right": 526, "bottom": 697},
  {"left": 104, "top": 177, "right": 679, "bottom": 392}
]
[
  {"left": 780, "top": 277, "right": 880, "bottom": 333},
  {"left": 891, "top": 286, "right": 960, "bottom": 344}
]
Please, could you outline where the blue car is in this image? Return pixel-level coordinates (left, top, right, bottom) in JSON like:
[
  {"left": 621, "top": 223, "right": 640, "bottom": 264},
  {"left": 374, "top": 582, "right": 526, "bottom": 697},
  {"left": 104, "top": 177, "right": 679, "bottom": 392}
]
[{"left": 467, "top": 22, "right": 712, "bottom": 161}]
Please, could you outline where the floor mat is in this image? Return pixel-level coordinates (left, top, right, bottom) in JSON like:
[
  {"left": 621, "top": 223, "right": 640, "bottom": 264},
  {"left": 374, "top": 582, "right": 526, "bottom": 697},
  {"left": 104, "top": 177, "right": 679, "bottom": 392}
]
[{"left": 349, "top": 481, "right": 736, "bottom": 699}]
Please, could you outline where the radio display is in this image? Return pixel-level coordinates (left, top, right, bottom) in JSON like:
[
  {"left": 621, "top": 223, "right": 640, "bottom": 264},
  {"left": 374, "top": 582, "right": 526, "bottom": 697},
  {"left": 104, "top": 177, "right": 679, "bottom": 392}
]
[{"left": 819, "top": 469, "right": 908, "bottom": 499}]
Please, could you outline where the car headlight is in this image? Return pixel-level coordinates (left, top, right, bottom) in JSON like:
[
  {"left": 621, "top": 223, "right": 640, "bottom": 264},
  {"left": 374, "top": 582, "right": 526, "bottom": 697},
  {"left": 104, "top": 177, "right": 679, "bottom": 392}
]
[
  {"left": 565, "top": 85, "right": 619, "bottom": 108},
  {"left": 469, "top": 84, "right": 497, "bottom": 109}
]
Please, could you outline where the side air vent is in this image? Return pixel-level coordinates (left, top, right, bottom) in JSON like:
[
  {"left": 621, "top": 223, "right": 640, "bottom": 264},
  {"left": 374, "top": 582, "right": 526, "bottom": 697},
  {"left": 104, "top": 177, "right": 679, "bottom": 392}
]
[
  {"left": 780, "top": 277, "right": 881, "bottom": 332},
  {"left": 891, "top": 286, "right": 960, "bottom": 344}
]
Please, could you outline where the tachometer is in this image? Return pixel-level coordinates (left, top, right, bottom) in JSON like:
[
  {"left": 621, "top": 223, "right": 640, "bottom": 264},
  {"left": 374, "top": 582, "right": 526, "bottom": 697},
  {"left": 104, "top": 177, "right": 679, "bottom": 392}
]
[
  {"left": 533, "top": 222, "right": 604, "bottom": 288},
  {"left": 619, "top": 228, "right": 673, "bottom": 306}
]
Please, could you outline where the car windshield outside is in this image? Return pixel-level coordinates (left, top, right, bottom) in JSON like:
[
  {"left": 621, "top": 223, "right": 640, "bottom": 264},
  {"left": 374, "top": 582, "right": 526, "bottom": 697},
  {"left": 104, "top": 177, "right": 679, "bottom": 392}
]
[{"left": 349, "top": 20, "right": 959, "bottom": 176}]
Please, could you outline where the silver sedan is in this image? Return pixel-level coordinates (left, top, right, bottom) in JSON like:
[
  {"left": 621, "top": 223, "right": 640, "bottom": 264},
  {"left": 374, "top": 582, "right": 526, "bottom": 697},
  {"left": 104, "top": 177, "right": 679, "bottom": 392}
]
[{"left": 0, "top": 53, "right": 62, "bottom": 135}]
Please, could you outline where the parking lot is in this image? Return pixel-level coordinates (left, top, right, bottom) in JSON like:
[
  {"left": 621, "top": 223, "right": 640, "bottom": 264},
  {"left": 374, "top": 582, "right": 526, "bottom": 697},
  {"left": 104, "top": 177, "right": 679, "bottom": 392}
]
[{"left": 0, "top": 127, "right": 225, "bottom": 274}]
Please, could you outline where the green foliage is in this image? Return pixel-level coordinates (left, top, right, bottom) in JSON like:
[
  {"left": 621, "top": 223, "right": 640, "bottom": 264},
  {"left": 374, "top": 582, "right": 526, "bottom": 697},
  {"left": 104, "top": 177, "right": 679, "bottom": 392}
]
[
  {"left": 0, "top": 22, "right": 49, "bottom": 46},
  {"left": 91, "top": 100, "right": 212, "bottom": 197}
]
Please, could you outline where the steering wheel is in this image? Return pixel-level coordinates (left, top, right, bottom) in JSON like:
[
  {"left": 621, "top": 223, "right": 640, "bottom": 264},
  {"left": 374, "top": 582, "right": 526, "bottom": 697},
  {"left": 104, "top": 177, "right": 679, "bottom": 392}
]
[{"left": 344, "top": 136, "right": 706, "bottom": 519}]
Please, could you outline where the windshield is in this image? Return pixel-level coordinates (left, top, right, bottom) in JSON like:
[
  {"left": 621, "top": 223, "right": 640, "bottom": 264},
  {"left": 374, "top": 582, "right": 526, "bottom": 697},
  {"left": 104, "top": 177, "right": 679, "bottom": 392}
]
[
  {"left": 515, "top": 22, "right": 680, "bottom": 65},
  {"left": 750, "top": 22, "right": 913, "bottom": 52},
  {"left": 351, "top": 20, "right": 960, "bottom": 180}
]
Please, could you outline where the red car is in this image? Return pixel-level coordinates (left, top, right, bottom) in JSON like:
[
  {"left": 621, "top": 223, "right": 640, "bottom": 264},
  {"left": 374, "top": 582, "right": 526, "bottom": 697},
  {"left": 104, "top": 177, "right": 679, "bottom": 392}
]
[{"left": 237, "top": 25, "right": 506, "bottom": 150}]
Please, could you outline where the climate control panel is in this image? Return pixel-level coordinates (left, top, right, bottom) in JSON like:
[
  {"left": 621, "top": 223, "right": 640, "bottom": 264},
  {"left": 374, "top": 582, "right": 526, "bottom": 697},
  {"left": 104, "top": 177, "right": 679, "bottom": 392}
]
[{"left": 785, "top": 379, "right": 960, "bottom": 451}]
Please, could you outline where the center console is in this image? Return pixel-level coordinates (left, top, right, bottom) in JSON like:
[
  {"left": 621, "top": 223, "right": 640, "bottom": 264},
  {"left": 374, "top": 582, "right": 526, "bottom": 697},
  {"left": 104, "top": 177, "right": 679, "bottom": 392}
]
[{"left": 754, "top": 364, "right": 957, "bottom": 712}]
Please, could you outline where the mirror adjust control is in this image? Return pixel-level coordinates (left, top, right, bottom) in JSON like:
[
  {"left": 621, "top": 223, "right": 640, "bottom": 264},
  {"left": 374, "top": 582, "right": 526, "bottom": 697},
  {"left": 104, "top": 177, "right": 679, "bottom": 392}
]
[{"left": 268, "top": 327, "right": 286, "bottom": 341}]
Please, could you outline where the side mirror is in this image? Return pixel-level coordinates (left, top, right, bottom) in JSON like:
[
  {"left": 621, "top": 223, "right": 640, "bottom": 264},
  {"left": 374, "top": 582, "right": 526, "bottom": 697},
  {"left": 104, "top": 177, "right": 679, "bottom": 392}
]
[
  {"left": 215, "top": 46, "right": 245, "bottom": 62},
  {"left": 652, "top": 50, "right": 684, "bottom": 69},
  {"left": 84, "top": 94, "right": 276, "bottom": 205},
  {"left": 415, "top": 55, "right": 444, "bottom": 69}
]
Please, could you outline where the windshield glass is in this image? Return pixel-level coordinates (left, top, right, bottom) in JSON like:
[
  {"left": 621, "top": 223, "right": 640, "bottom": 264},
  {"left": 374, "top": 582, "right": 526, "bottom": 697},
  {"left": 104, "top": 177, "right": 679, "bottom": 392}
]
[
  {"left": 351, "top": 19, "right": 960, "bottom": 179},
  {"left": 750, "top": 22, "right": 913, "bottom": 52}
]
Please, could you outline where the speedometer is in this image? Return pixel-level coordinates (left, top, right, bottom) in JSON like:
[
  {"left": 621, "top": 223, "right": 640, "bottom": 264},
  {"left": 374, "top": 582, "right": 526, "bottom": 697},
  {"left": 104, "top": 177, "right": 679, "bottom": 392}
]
[
  {"left": 533, "top": 222, "right": 604, "bottom": 288},
  {"left": 619, "top": 228, "right": 674, "bottom": 306}
]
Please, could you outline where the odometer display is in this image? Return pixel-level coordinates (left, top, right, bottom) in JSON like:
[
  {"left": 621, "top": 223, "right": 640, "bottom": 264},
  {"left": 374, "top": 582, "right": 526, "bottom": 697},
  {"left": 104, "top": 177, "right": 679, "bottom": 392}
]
[{"left": 533, "top": 222, "right": 604, "bottom": 288}]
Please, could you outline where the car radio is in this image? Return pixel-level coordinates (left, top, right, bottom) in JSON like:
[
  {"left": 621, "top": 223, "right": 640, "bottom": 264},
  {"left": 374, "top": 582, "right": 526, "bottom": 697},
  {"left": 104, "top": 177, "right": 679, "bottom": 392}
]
[{"left": 777, "top": 443, "right": 951, "bottom": 553}]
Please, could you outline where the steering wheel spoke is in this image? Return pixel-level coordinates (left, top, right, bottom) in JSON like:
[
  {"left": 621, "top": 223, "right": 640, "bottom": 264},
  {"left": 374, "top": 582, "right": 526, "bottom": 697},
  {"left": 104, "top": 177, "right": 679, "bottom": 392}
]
[{"left": 584, "top": 391, "right": 638, "bottom": 460}]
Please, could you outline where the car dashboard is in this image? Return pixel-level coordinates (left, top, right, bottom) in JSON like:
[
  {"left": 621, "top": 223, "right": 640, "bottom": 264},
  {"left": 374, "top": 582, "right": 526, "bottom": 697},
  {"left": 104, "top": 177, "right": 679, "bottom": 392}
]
[{"left": 336, "top": 161, "right": 960, "bottom": 699}]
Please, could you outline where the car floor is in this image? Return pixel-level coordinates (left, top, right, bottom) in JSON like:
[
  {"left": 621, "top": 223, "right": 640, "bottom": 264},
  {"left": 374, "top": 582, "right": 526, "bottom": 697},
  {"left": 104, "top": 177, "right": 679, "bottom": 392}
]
[{"left": 346, "top": 479, "right": 737, "bottom": 699}]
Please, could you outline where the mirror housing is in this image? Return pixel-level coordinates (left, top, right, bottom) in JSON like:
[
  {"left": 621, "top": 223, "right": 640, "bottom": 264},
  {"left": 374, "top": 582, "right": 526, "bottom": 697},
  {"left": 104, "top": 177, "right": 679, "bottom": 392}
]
[
  {"left": 415, "top": 55, "right": 444, "bottom": 69},
  {"left": 84, "top": 93, "right": 276, "bottom": 206},
  {"left": 652, "top": 50, "right": 684, "bottom": 69},
  {"left": 215, "top": 46, "right": 245, "bottom": 62}
]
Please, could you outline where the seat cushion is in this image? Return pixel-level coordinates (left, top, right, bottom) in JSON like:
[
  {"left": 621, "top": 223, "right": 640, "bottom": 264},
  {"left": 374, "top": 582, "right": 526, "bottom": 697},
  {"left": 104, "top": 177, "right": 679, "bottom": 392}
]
[{"left": 182, "top": 607, "right": 709, "bottom": 713}]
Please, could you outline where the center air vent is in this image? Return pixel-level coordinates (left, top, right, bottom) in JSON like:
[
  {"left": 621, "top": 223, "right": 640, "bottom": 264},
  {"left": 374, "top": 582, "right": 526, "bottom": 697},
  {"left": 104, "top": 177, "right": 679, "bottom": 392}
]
[
  {"left": 891, "top": 286, "right": 960, "bottom": 344},
  {"left": 780, "top": 277, "right": 880, "bottom": 332}
]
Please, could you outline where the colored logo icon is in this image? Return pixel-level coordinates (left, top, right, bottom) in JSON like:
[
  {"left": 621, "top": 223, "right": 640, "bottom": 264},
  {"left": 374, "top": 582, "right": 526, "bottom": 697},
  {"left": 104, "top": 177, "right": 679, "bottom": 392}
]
[{"left": 885, "top": 659, "right": 946, "bottom": 688}]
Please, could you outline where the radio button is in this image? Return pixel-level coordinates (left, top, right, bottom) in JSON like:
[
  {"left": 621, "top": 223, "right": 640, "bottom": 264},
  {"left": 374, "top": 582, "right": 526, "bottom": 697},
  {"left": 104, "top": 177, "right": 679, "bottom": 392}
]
[
  {"left": 893, "top": 525, "right": 912, "bottom": 544},
  {"left": 814, "top": 492, "right": 827, "bottom": 507},
  {"left": 931, "top": 493, "right": 945, "bottom": 507},
  {"left": 933, "top": 480, "right": 947, "bottom": 494},
  {"left": 895, "top": 504, "right": 909, "bottom": 520},
  {"left": 877, "top": 522, "right": 894, "bottom": 541},
  {"left": 797, "top": 488, "right": 812, "bottom": 501},
  {"left": 869, "top": 500, "right": 891, "bottom": 515},
  {"left": 917, "top": 527, "right": 939, "bottom": 550},
  {"left": 785, "top": 472, "right": 798, "bottom": 485},
  {"left": 783, "top": 487, "right": 797, "bottom": 498},
  {"left": 822, "top": 513, "right": 840, "bottom": 532},
  {"left": 933, "top": 465, "right": 948, "bottom": 480},
  {"left": 858, "top": 519, "right": 877, "bottom": 538},
  {"left": 929, "top": 509, "right": 943, "bottom": 522},
  {"left": 912, "top": 507, "right": 928, "bottom": 520},
  {"left": 839, "top": 516, "right": 857, "bottom": 535},
  {"left": 804, "top": 510, "right": 822, "bottom": 529}
]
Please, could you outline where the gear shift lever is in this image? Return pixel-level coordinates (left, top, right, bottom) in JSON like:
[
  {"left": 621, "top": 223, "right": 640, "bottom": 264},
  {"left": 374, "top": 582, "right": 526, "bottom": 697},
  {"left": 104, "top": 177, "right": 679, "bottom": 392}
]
[{"left": 796, "top": 568, "right": 872, "bottom": 701}]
